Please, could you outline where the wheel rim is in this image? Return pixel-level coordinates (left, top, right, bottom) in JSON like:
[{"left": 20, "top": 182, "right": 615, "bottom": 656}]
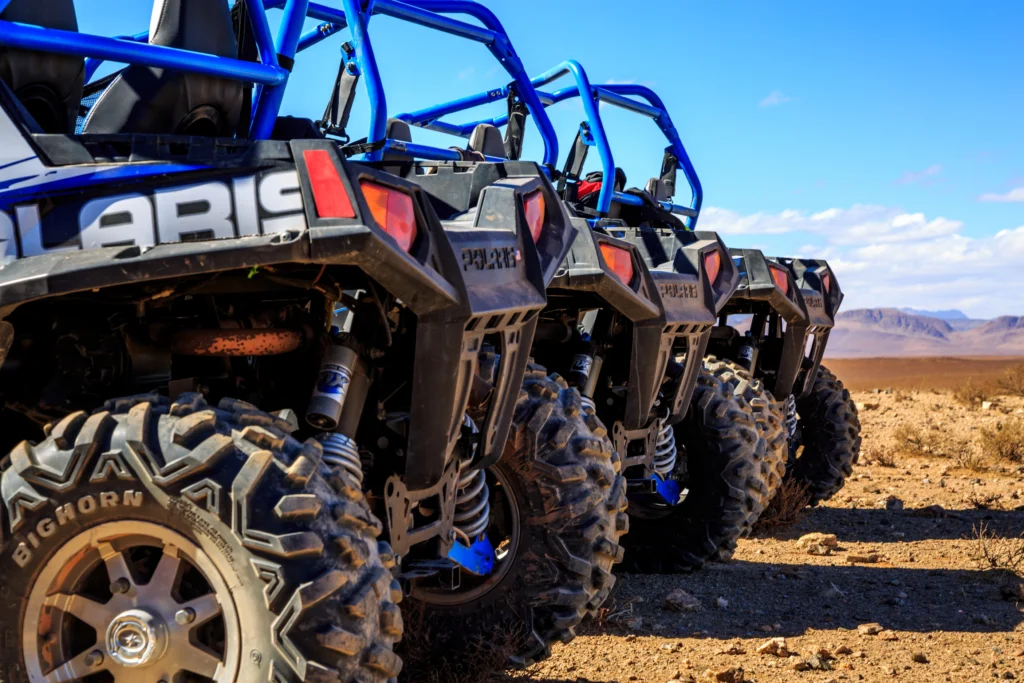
[
  {"left": 411, "top": 466, "right": 521, "bottom": 606},
  {"left": 24, "top": 521, "right": 241, "bottom": 682}
]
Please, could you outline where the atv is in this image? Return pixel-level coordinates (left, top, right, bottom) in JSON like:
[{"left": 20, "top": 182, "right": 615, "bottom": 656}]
[
  {"left": 336, "top": 2, "right": 630, "bottom": 672},
  {"left": 0, "top": 0, "right": 617, "bottom": 680},
  {"left": 393, "top": 44, "right": 788, "bottom": 575},
  {"left": 707, "top": 251, "right": 861, "bottom": 514}
]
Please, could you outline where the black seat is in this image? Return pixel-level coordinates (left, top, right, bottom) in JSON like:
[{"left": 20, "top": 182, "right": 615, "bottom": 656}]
[
  {"left": 0, "top": 0, "right": 84, "bottom": 133},
  {"left": 84, "top": 0, "right": 243, "bottom": 136},
  {"left": 467, "top": 123, "right": 505, "bottom": 159}
]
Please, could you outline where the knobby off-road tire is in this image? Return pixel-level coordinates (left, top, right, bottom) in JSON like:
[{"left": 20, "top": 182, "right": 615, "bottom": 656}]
[
  {"left": 0, "top": 393, "right": 402, "bottom": 683},
  {"left": 402, "top": 366, "right": 627, "bottom": 677},
  {"left": 790, "top": 364, "right": 862, "bottom": 505},
  {"left": 620, "top": 365, "right": 762, "bottom": 573},
  {"left": 705, "top": 358, "right": 787, "bottom": 546}
]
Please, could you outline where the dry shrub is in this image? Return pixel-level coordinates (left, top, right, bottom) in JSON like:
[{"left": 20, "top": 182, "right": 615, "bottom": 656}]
[
  {"left": 952, "top": 440, "right": 988, "bottom": 472},
  {"left": 980, "top": 418, "right": 1024, "bottom": 463},
  {"left": 954, "top": 379, "right": 992, "bottom": 407},
  {"left": 968, "top": 491, "right": 1004, "bottom": 510},
  {"left": 970, "top": 522, "right": 1024, "bottom": 578},
  {"left": 398, "top": 604, "right": 537, "bottom": 683},
  {"left": 995, "top": 364, "right": 1024, "bottom": 398},
  {"left": 893, "top": 423, "right": 922, "bottom": 450},
  {"left": 862, "top": 447, "right": 897, "bottom": 468},
  {"left": 752, "top": 479, "right": 812, "bottom": 533}
]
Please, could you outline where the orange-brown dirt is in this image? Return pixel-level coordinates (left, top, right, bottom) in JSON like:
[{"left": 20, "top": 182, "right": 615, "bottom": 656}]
[
  {"left": 825, "top": 356, "right": 1024, "bottom": 392},
  {"left": 482, "top": 360, "right": 1024, "bottom": 683}
]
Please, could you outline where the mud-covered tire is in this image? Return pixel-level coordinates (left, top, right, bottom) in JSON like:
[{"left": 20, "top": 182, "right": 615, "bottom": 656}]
[
  {"left": 620, "top": 365, "right": 762, "bottom": 572},
  {"left": 0, "top": 393, "right": 402, "bottom": 682},
  {"left": 401, "top": 366, "right": 627, "bottom": 675},
  {"left": 790, "top": 365, "right": 862, "bottom": 505},
  {"left": 705, "top": 358, "right": 788, "bottom": 543}
]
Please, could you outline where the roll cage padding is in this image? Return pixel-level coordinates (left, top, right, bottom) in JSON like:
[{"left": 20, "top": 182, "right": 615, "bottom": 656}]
[
  {"left": 0, "top": 0, "right": 84, "bottom": 134},
  {"left": 84, "top": 0, "right": 243, "bottom": 137}
]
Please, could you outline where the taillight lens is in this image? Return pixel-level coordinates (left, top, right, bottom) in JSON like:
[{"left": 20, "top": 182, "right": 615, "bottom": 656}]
[
  {"left": 360, "top": 181, "right": 417, "bottom": 252},
  {"left": 524, "top": 190, "right": 546, "bottom": 243},
  {"left": 769, "top": 265, "right": 789, "bottom": 295},
  {"left": 600, "top": 243, "right": 634, "bottom": 286},
  {"left": 703, "top": 250, "right": 721, "bottom": 285},
  {"left": 821, "top": 271, "right": 832, "bottom": 294},
  {"left": 303, "top": 149, "right": 356, "bottom": 218}
]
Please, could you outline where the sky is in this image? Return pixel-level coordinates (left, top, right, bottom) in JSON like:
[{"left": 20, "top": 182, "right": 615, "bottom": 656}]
[{"left": 76, "top": 1, "right": 1024, "bottom": 318}]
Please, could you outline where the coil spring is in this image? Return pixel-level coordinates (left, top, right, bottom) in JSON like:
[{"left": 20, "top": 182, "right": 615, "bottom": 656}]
[
  {"left": 580, "top": 394, "right": 596, "bottom": 414},
  {"left": 652, "top": 416, "right": 678, "bottom": 478},
  {"left": 453, "top": 415, "right": 491, "bottom": 543},
  {"left": 783, "top": 394, "right": 798, "bottom": 440},
  {"left": 317, "top": 432, "right": 363, "bottom": 487}
]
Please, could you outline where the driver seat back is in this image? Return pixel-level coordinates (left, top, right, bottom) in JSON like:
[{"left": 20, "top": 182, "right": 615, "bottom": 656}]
[{"left": 84, "top": 0, "right": 243, "bottom": 137}]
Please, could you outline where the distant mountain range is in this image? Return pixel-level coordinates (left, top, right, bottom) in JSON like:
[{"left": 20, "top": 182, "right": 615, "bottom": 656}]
[{"left": 827, "top": 308, "right": 1024, "bottom": 357}]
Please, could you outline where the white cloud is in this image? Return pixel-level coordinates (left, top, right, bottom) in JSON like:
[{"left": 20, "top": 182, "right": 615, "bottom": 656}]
[
  {"left": 759, "top": 90, "right": 793, "bottom": 107},
  {"left": 701, "top": 203, "right": 1024, "bottom": 318},
  {"left": 978, "top": 186, "right": 1024, "bottom": 202},
  {"left": 895, "top": 164, "right": 942, "bottom": 185}
]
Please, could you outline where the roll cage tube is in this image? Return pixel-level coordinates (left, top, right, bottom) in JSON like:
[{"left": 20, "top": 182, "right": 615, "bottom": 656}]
[
  {"left": 335, "top": 0, "right": 558, "bottom": 166},
  {"left": 398, "top": 58, "right": 703, "bottom": 227}
]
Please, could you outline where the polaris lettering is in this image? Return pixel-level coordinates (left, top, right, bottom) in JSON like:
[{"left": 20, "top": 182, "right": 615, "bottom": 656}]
[
  {"left": 659, "top": 282, "right": 699, "bottom": 299},
  {"left": 805, "top": 295, "right": 824, "bottom": 309},
  {"left": 0, "top": 170, "right": 306, "bottom": 261}
]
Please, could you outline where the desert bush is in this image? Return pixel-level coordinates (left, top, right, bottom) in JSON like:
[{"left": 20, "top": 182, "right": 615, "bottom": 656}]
[
  {"left": 953, "top": 440, "right": 988, "bottom": 471},
  {"left": 970, "top": 522, "right": 1024, "bottom": 578},
  {"left": 980, "top": 418, "right": 1024, "bottom": 463},
  {"left": 953, "top": 379, "right": 992, "bottom": 407},
  {"left": 752, "top": 479, "right": 813, "bottom": 533},
  {"left": 968, "top": 491, "right": 1004, "bottom": 510},
  {"left": 893, "top": 423, "right": 922, "bottom": 449},
  {"left": 862, "top": 447, "right": 898, "bottom": 467},
  {"left": 995, "top": 364, "right": 1024, "bottom": 398}
]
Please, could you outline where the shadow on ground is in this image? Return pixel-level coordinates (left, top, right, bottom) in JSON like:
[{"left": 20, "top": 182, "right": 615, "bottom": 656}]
[
  {"left": 760, "top": 504, "right": 1024, "bottom": 544},
  {"left": 584, "top": 559, "right": 1023, "bottom": 642}
]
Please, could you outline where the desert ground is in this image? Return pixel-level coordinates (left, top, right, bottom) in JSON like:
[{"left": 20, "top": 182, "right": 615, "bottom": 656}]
[{"left": 485, "top": 357, "right": 1024, "bottom": 683}]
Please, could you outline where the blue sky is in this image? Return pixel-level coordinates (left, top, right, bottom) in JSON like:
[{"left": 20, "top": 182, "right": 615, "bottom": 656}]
[{"left": 78, "top": 1, "right": 1024, "bottom": 317}]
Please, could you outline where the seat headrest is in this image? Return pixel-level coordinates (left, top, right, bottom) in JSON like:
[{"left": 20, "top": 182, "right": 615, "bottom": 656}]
[
  {"left": 385, "top": 118, "right": 413, "bottom": 143},
  {"left": 83, "top": 0, "right": 242, "bottom": 136},
  {"left": 0, "top": 0, "right": 84, "bottom": 133},
  {"left": 468, "top": 124, "right": 506, "bottom": 159},
  {"left": 645, "top": 178, "right": 671, "bottom": 202}
]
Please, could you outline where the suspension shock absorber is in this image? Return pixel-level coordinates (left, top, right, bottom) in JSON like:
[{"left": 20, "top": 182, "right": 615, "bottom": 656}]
[
  {"left": 307, "top": 338, "right": 371, "bottom": 486},
  {"left": 568, "top": 341, "right": 603, "bottom": 414},
  {"left": 651, "top": 411, "right": 679, "bottom": 479},
  {"left": 452, "top": 415, "right": 491, "bottom": 544}
]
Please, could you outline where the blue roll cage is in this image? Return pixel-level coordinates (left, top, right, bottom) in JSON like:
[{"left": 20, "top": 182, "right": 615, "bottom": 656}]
[
  {"left": 396, "top": 55, "right": 704, "bottom": 228},
  {"left": 0, "top": 0, "right": 559, "bottom": 167}
]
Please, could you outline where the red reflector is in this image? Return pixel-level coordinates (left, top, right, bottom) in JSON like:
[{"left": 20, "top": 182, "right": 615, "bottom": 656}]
[
  {"left": 770, "top": 265, "right": 790, "bottom": 295},
  {"left": 524, "top": 190, "right": 546, "bottom": 243},
  {"left": 303, "top": 149, "right": 355, "bottom": 218},
  {"left": 703, "top": 250, "right": 721, "bottom": 285},
  {"left": 821, "top": 271, "right": 832, "bottom": 294},
  {"left": 361, "top": 181, "right": 418, "bottom": 252},
  {"left": 600, "top": 243, "right": 634, "bottom": 286}
]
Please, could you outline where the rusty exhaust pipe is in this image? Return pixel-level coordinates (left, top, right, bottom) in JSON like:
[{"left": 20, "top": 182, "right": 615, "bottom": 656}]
[{"left": 170, "top": 329, "right": 305, "bottom": 356}]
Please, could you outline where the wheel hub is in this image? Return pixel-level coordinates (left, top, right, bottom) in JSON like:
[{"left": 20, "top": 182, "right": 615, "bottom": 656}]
[{"left": 106, "top": 608, "right": 168, "bottom": 667}]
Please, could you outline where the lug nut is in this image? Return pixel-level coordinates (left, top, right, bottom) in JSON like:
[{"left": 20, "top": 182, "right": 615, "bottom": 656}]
[
  {"left": 83, "top": 650, "right": 104, "bottom": 667},
  {"left": 175, "top": 607, "right": 196, "bottom": 625},
  {"left": 109, "top": 578, "right": 131, "bottom": 594}
]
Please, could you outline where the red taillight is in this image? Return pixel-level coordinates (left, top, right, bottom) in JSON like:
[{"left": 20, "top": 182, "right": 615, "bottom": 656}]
[
  {"left": 703, "top": 250, "right": 721, "bottom": 285},
  {"left": 770, "top": 265, "right": 790, "bottom": 295},
  {"left": 303, "top": 149, "right": 356, "bottom": 218},
  {"left": 360, "top": 181, "right": 417, "bottom": 252},
  {"left": 600, "top": 243, "right": 634, "bottom": 286},
  {"left": 822, "top": 271, "right": 832, "bottom": 294},
  {"left": 524, "top": 190, "right": 546, "bottom": 243}
]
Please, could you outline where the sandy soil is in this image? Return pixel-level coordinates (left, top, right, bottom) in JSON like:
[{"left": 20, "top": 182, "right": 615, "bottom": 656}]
[
  {"left": 825, "top": 356, "right": 1024, "bottom": 392},
  {"left": 504, "top": 364, "right": 1024, "bottom": 683}
]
